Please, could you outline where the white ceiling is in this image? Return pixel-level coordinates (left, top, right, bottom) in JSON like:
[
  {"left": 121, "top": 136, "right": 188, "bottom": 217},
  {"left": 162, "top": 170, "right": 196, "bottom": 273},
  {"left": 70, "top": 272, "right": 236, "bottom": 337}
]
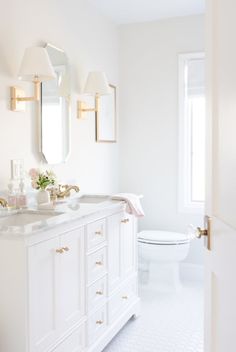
[{"left": 88, "top": 0, "right": 205, "bottom": 24}]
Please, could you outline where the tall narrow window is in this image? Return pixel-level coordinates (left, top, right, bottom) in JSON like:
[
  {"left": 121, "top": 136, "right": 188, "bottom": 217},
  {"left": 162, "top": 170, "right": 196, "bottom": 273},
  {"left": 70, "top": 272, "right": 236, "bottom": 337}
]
[{"left": 178, "top": 53, "right": 205, "bottom": 213}]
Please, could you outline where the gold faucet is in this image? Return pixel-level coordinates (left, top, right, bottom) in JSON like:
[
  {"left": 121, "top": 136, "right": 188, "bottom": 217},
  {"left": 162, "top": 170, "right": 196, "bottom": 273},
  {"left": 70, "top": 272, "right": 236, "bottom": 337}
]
[
  {"left": 50, "top": 184, "right": 80, "bottom": 199},
  {"left": 0, "top": 197, "right": 8, "bottom": 208}
]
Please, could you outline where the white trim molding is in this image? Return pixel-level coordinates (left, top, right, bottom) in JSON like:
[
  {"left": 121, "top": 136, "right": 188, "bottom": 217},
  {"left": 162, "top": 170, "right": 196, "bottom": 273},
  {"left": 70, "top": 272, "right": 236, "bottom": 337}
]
[{"left": 178, "top": 52, "right": 205, "bottom": 215}]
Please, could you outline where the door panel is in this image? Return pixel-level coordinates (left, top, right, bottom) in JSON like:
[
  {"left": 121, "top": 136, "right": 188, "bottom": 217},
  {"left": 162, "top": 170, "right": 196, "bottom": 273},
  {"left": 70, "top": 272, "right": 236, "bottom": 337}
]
[
  {"left": 59, "top": 227, "right": 85, "bottom": 333},
  {"left": 107, "top": 213, "right": 122, "bottom": 292},
  {"left": 28, "top": 237, "right": 60, "bottom": 352},
  {"left": 120, "top": 213, "right": 136, "bottom": 278}
]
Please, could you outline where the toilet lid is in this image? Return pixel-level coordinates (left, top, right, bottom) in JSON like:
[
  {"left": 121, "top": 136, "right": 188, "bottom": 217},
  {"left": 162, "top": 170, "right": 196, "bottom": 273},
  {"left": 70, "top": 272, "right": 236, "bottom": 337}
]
[{"left": 138, "top": 231, "right": 190, "bottom": 245}]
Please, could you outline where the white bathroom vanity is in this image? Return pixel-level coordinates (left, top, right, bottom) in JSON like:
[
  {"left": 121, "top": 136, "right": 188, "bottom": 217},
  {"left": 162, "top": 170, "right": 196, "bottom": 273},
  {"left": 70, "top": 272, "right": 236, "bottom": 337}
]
[{"left": 0, "top": 196, "right": 140, "bottom": 352}]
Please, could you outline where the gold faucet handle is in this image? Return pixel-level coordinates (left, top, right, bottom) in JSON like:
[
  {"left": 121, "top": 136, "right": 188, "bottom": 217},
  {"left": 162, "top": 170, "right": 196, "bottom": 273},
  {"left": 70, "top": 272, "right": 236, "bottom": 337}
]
[
  {"left": 59, "top": 184, "right": 66, "bottom": 192},
  {"left": 0, "top": 197, "right": 8, "bottom": 208},
  {"left": 59, "top": 184, "right": 71, "bottom": 197}
]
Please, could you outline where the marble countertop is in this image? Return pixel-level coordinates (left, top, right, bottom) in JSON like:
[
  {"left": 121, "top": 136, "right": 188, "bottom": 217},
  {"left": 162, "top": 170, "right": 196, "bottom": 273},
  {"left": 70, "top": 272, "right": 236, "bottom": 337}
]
[{"left": 0, "top": 195, "right": 125, "bottom": 238}]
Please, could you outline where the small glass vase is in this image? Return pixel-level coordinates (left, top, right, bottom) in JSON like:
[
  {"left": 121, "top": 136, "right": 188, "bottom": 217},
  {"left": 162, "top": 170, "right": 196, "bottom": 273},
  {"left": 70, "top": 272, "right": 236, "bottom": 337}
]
[{"left": 37, "top": 189, "right": 50, "bottom": 205}]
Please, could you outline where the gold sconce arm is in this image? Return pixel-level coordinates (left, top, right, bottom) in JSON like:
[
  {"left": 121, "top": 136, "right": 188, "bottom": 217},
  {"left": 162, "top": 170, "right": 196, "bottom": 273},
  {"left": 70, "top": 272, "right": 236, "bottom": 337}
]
[
  {"left": 77, "top": 93, "right": 100, "bottom": 119},
  {"left": 10, "top": 46, "right": 56, "bottom": 112},
  {"left": 77, "top": 71, "right": 111, "bottom": 118},
  {"left": 10, "top": 80, "right": 41, "bottom": 111}
]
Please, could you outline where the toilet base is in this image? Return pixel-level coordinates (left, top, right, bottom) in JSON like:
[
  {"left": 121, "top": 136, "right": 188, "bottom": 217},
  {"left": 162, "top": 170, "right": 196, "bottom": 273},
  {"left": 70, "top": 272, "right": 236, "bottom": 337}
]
[{"left": 140, "top": 262, "right": 182, "bottom": 293}]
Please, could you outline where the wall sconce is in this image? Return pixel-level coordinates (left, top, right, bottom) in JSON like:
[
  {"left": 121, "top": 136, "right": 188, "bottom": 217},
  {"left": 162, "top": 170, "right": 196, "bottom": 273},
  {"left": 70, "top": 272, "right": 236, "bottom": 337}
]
[
  {"left": 10, "top": 47, "right": 56, "bottom": 111},
  {"left": 77, "top": 71, "right": 111, "bottom": 119}
]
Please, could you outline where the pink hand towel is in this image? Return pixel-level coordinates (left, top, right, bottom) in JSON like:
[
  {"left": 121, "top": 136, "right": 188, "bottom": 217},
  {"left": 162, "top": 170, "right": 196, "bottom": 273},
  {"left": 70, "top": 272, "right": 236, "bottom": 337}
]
[{"left": 112, "top": 193, "right": 145, "bottom": 218}]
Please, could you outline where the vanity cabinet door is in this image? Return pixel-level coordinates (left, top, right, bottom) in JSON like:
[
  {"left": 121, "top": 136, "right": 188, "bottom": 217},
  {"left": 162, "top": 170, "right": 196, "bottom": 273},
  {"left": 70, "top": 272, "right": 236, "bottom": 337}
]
[
  {"left": 107, "top": 212, "right": 136, "bottom": 293},
  {"left": 59, "top": 227, "right": 85, "bottom": 334},
  {"left": 28, "top": 228, "right": 85, "bottom": 352},
  {"left": 120, "top": 213, "right": 136, "bottom": 279},
  {"left": 107, "top": 213, "right": 122, "bottom": 292},
  {"left": 28, "top": 237, "right": 60, "bottom": 352}
]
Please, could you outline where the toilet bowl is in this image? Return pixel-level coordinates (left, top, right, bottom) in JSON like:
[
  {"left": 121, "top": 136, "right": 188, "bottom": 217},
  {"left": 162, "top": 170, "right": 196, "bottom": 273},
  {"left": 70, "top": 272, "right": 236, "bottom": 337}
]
[{"left": 138, "top": 230, "right": 190, "bottom": 292}]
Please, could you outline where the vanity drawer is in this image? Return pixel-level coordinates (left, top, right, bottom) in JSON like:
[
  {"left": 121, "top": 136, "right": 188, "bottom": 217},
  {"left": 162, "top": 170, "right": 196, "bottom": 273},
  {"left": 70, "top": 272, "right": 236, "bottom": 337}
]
[
  {"left": 51, "top": 324, "right": 85, "bottom": 352},
  {"left": 108, "top": 278, "right": 137, "bottom": 324},
  {"left": 87, "top": 218, "right": 106, "bottom": 250},
  {"left": 87, "top": 246, "right": 107, "bottom": 284},
  {"left": 87, "top": 275, "right": 107, "bottom": 312},
  {"left": 87, "top": 304, "right": 107, "bottom": 345}
]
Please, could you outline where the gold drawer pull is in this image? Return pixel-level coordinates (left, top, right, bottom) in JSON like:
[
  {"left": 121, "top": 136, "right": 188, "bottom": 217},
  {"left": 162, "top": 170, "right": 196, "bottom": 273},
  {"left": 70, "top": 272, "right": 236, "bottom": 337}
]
[
  {"left": 122, "top": 295, "right": 128, "bottom": 300},
  {"left": 95, "top": 231, "right": 103, "bottom": 235},
  {"left": 95, "top": 261, "right": 103, "bottom": 266},
  {"left": 96, "top": 290, "right": 103, "bottom": 295},
  {"left": 56, "top": 248, "right": 64, "bottom": 254},
  {"left": 62, "top": 246, "right": 70, "bottom": 251},
  {"left": 96, "top": 320, "right": 103, "bottom": 325},
  {"left": 121, "top": 218, "right": 129, "bottom": 223}
]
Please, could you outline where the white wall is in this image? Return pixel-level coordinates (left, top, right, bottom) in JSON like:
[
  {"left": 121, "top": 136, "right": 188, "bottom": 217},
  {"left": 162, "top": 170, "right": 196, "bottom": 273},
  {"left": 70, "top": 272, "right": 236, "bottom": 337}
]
[
  {"left": 0, "top": 6, "right": 205, "bottom": 264},
  {"left": 0, "top": 0, "right": 119, "bottom": 194},
  {"left": 118, "top": 15, "right": 205, "bottom": 264}
]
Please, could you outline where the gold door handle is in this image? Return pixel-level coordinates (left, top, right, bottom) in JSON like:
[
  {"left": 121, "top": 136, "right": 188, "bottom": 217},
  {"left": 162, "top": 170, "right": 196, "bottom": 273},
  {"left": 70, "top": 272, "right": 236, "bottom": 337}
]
[
  {"left": 95, "top": 261, "right": 103, "bottom": 266},
  {"left": 62, "top": 246, "right": 70, "bottom": 251},
  {"left": 96, "top": 320, "right": 103, "bottom": 325},
  {"left": 95, "top": 231, "right": 103, "bottom": 235},
  {"left": 196, "top": 227, "right": 208, "bottom": 238},
  {"left": 96, "top": 290, "right": 103, "bottom": 295},
  {"left": 188, "top": 215, "right": 211, "bottom": 250},
  {"left": 56, "top": 248, "right": 64, "bottom": 254},
  {"left": 122, "top": 295, "right": 128, "bottom": 300}
]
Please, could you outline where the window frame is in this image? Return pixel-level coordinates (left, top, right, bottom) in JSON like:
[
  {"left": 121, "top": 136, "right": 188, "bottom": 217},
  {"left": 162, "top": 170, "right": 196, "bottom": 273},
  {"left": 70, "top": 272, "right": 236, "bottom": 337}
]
[{"left": 178, "top": 52, "right": 205, "bottom": 215}]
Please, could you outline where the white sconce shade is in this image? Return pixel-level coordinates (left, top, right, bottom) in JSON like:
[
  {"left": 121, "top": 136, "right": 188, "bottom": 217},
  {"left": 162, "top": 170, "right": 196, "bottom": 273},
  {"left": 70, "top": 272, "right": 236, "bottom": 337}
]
[
  {"left": 18, "top": 47, "right": 56, "bottom": 82},
  {"left": 84, "top": 71, "right": 111, "bottom": 95},
  {"left": 10, "top": 46, "right": 56, "bottom": 111}
]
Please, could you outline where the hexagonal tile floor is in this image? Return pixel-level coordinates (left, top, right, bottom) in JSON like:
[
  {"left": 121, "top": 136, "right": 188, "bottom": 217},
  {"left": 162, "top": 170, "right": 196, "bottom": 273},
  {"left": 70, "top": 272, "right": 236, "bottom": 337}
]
[{"left": 103, "top": 281, "right": 203, "bottom": 352}]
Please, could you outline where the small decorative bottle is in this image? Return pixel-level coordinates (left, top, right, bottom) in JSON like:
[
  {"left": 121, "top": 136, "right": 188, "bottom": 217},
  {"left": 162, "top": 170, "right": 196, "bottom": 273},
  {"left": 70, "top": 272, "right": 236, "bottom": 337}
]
[
  {"left": 7, "top": 180, "right": 17, "bottom": 208},
  {"left": 17, "top": 179, "right": 27, "bottom": 208}
]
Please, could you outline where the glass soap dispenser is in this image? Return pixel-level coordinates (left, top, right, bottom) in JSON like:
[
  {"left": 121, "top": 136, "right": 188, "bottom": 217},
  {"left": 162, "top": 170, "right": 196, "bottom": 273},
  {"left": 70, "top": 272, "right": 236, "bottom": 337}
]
[{"left": 17, "top": 179, "right": 27, "bottom": 208}]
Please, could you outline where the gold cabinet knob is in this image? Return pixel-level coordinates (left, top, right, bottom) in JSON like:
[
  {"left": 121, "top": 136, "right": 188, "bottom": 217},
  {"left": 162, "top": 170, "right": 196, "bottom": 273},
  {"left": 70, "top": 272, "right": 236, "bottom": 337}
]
[
  {"left": 96, "top": 290, "right": 103, "bottom": 295},
  {"left": 122, "top": 295, "right": 128, "bottom": 300},
  {"left": 96, "top": 320, "right": 103, "bottom": 325},
  {"left": 56, "top": 248, "right": 64, "bottom": 254},
  {"left": 121, "top": 218, "right": 129, "bottom": 224},
  {"left": 95, "top": 261, "right": 103, "bottom": 266},
  {"left": 62, "top": 246, "right": 70, "bottom": 252},
  {"left": 95, "top": 231, "right": 103, "bottom": 235}
]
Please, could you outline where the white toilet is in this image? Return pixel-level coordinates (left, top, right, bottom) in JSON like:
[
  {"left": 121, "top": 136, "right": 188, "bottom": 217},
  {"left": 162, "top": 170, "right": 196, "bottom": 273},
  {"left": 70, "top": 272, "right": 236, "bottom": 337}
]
[{"left": 138, "top": 230, "right": 190, "bottom": 292}]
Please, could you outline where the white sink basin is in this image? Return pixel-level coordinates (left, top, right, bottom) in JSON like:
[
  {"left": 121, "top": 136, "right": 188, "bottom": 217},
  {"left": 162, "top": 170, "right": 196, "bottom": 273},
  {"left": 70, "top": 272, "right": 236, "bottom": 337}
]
[
  {"left": 78, "top": 195, "right": 110, "bottom": 204},
  {"left": 0, "top": 210, "right": 63, "bottom": 227}
]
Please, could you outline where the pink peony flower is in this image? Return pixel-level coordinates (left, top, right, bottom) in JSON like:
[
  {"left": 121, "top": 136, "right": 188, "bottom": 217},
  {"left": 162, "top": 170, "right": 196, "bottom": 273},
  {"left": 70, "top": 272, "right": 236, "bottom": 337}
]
[
  {"left": 29, "top": 168, "right": 39, "bottom": 179},
  {"left": 31, "top": 180, "right": 38, "bottom": 189},
  {"left": 29, "top": 167, "right": 56, "bottom": 190}
]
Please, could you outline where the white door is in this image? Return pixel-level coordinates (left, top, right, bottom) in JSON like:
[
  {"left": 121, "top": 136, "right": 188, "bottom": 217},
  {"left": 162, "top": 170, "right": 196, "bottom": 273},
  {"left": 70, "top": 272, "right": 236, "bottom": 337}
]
[{"left": 205, "top": 1, "right": 236, "bottom": 351}]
